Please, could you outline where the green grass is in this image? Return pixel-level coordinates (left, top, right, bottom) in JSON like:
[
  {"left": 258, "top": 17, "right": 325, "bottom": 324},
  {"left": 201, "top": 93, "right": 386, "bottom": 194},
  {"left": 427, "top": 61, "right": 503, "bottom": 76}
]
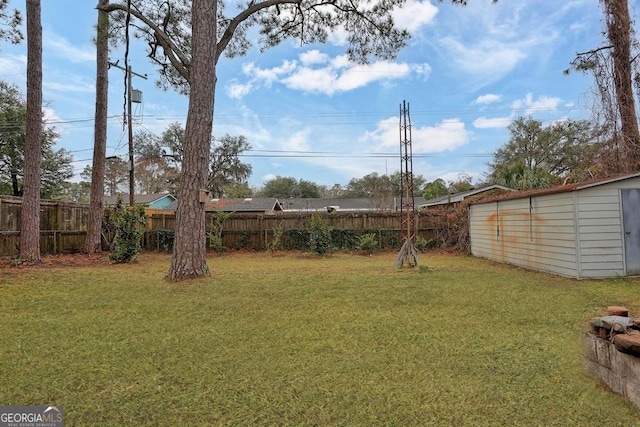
[{"left": 1, "top": 251, "right": 640, "bottom": 426}]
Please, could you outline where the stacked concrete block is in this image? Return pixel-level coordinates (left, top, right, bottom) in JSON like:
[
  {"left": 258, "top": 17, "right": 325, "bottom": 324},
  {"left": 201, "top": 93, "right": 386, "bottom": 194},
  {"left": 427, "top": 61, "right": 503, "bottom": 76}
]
[{"left": 582, "top": 306, "right": 640, "bottom": 409}]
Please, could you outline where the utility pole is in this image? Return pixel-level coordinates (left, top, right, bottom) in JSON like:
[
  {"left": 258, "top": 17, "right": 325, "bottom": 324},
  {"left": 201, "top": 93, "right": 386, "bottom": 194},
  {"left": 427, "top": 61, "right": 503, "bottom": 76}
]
[
  {"left": 394, "top": 100, "right": 419, "bottom": 269},
  {"left": 109, "top": 60, "right": 147, "bottom": 206}
]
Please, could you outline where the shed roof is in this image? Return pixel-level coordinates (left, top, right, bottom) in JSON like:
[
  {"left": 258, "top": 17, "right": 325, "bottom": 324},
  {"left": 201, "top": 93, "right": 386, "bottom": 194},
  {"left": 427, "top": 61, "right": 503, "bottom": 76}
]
[
  {"left": 471, "top": 172, "right": 640, "bottom": 205},
  {"left": 420, "top": 184, "right": 514, "bottom": 207}
]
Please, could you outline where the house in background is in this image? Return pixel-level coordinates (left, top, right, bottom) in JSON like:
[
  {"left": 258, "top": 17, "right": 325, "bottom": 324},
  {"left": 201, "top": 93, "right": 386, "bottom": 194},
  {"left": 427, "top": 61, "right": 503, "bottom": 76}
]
[
  {"left": 284, "top": 197, "right": 428, "bottom": 212},
  {"left": 104, "top": 193, "right": 176, "bottom": 210},
  {"left": 206, "top": 198, "right": 284, "bottom": 214},
  {"left": 469, "top": 173, "right": 640, "bottom": 279},
  {"left": 419, "top": 184, "right": 514, "bottom": 209}
]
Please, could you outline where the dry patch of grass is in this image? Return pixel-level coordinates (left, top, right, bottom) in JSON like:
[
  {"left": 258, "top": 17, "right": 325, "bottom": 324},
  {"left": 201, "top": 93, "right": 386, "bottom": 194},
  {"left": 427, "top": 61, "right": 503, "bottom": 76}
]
[{"left": 1, "top": 251, "right": 640, "bottom": 426}]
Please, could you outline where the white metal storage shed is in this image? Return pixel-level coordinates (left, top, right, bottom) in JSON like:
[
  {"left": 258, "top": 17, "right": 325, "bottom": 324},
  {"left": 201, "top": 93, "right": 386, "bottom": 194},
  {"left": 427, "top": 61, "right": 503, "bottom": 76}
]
[{"left": 469, "top": 173, "right": 640, "bottom": 279}]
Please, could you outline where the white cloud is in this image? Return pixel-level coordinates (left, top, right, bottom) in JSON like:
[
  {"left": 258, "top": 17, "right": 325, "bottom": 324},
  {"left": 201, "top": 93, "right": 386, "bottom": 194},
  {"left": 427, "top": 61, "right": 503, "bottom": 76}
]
[
  {"left": 237, "top": 52, "right": 427, "bottom": 97},
  {"left": 326, "top": 0, "right": 437, "bottom": 47},
  {"left": 393, "top": 0, "right": 439, "bottom": 33},
  {"left": 363, "top": 116, "right": 470, "bottom": 153},
  {"left": 242, "top": 60, "right": 297, "bottom": 86},
  {"left": 473, "top": 116, "right": 510, "bottom": 129},
  {"left": 226, "top": 81, "right": 253, "bottom": 99},
  {"left": 327, "top": 27, "right": 349, "bottom": 46},
  {"left": 0, "top": 55, "right": 25, "bottom": 78},
  {"left": 440, "top": 37, "right": 525, "bottom": 83},
  {"left": 511, "top": 93, "right": 560, "bottom": 115},
  {"left": 44, "top": 32, "right": 94, "bottom": 63},
  {"left": 45, "top": 80, "right": 94, "bottom": 94},
  {"left": 262, "top": 173, "right": 278, "bottom": 183},
  {"left": 282, "top": 129, "right": 312, "bottom": 152},
  {"left": 475, "top": 94, "right": 501, "bottom": 105},
  {"left": 299, "top": 50, "right": 330, "bottom": 66}
]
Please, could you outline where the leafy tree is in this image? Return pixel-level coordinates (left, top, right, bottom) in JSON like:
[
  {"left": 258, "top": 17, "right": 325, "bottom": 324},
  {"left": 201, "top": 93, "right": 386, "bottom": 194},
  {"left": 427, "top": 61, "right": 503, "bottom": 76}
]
[
  {"left": 343, "top": 172, "right": 395, "bottom": 198},
  {"left": 60, "top": 181, "right": 91, "bottom": 203},
  {"left": 133, "top": 129, "right": 180, "bottom": 194},
  {"left": 422, "top": 178, "right": 448, "bottom": 200},
  {"left": 100, "top": 0, "right": 478, "bottom": 280},
  {"left": 223, "top": 182, "right": 253, "bottom": 198},
  {"left": 389, "top": 171, "right": 426, "bottom": 197},
  {"left": 0, "top": 83, "right": 70, "bottom": 199},
  {"left": 209, "top": 135, "right": 252, "bottom": 198},
  {"left": 258, "top": 176, "right": 322, "bottom": 198},
  {"left": 448, "top": 173, "right": 473, "bottom": 194},
  {"left": 104, "top": 158, "right": 129, "bottom": 195},
  {"left": 41, "top": 147, "right": 73, "bottom": 199},
  {"left": 0, "top": 0, "right": 22, "bottom": 45},
  {"left": 133, "top": 125, "right": 251, "bottom": 197},
  {"left": 486, "top": 117, "right": 595, "bottom": 190}
]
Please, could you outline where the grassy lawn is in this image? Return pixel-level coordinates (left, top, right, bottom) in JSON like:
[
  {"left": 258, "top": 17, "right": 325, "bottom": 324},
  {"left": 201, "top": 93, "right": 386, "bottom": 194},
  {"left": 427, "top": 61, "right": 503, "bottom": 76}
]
[{"left": 1, "top": 251, "right": 640, "bottom": 426}]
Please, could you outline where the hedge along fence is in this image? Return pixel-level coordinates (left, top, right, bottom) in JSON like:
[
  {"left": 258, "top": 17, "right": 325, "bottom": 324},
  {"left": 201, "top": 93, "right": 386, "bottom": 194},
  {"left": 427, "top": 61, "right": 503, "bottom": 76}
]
[
  {"left": 145, "top": 211, "right": 437, "bottom": 252},
  {"left": 0, "top": 195, "right": 441, "bottom": 256}
]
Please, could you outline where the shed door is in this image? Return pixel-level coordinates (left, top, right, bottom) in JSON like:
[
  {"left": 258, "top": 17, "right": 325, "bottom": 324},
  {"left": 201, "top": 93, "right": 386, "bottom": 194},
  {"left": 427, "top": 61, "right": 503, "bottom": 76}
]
[{"left": 622, "top": 189, "right": 640, "bottom": 275}]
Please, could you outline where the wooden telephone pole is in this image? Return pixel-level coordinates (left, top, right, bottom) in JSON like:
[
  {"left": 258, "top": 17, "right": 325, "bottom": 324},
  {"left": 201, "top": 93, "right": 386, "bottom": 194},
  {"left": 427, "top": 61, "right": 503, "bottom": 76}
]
[{"left": 109, "top": 61, "right": 147, "bottom": 206}]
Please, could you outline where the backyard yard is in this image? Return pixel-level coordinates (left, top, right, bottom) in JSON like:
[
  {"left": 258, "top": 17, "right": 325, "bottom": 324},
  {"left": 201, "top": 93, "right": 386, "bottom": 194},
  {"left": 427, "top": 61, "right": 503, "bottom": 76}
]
[{"left": 1, "top": 251, "right": 640, "bottom": 426}]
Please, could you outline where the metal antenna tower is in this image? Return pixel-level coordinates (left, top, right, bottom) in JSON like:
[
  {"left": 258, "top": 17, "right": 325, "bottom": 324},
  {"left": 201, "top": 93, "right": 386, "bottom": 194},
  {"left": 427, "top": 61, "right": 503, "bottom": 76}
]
[{"left": 395, "top": 100, "right": 419, "bottom": 268}]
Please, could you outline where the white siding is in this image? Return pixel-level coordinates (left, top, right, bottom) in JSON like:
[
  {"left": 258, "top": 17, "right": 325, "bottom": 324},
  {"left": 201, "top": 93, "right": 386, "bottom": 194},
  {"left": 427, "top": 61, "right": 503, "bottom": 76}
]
[
  {"left": 575, "top": 187, "right": 624, "bottom": 278},
  {"left": 470, "top": 175, "right": 640, "bottom": 279},
  {"left": 470, "top": 193, "right": 578, "bottom": 278}
]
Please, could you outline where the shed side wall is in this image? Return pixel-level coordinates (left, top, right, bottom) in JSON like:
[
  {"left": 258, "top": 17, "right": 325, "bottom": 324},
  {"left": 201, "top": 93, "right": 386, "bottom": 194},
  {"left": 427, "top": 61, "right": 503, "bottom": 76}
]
[{"left": 470, "top": 192, "right": 578, "bottom": 278}]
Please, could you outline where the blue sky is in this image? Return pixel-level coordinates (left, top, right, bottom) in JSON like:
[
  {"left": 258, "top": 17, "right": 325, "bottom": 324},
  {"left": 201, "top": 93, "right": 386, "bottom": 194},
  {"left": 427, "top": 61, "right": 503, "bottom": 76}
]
[{"left": 0, "top": 0, "right": 613, "bottom": 190}]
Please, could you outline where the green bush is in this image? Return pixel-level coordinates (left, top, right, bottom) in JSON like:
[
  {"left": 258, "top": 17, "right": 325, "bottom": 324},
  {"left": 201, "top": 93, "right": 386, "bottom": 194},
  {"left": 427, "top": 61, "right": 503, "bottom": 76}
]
[
  {"left": 284, "top": 229, "right": 309, "bottom": 250},
  {"left": 331, "top": 229, "right": 359, "bottom": 250},
  {"left": 415, "top": 236, "right": 437, "bottom": 252},
  {"left": 207, "top": 212, "right": 231, "bottom": 252},
  {"left": 267, "top": 221, "right": 284, "bottom": 252},
  {"left": 152, "top": 229, "right": 174, "bottom": 252},
  {"left": 108, "top": 199, "right": 146, "bottom": 263},
  {"left": 308, "top": 213, "right": 332, "bottom": 255},
  {"left": 357, "top": 233, "right": 379, "bottom": 254}
]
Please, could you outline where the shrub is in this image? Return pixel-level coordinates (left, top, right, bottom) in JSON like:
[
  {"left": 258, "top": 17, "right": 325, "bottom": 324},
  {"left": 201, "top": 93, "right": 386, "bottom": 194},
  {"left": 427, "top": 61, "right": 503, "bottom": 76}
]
[
  {"left": 108, "top": 199, "right": 146, "bottom": 263},
  {"left": 357, "top": 233, "right": 379, "bottom": 254},
  {"left": 152, "top": 229, "right": 174, "bottom": 252},
  {"left": 267, "top": 221, "right": 284, "bottom": 252},
  {"left": 415, "top": 236, "right": 436, "bottom": 252},
  {"left": 308, "top": 213, "right": 332, "bottom": 255},
  {"left": 207, "top": 212, "right": 231, "bottom": 252}
]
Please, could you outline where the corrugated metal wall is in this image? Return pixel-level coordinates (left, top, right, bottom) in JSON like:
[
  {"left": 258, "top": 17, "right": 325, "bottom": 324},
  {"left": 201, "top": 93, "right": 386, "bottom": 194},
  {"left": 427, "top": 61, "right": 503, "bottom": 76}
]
[{"left": 470, "top": 176, "right": 640, "bottom": 279}]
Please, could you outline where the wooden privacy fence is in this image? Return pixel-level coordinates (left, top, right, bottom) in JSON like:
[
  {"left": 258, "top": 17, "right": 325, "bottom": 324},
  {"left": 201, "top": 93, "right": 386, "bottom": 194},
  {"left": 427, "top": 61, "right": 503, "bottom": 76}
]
[
  {"left": 0, "top": 196, "right": 89, "bottom": 257},
  {"left": 145, "top": 211, "right": 436, "bottom": 252},
  {"left": 0, "top": 196, "right": 436, "bottom": 256}
]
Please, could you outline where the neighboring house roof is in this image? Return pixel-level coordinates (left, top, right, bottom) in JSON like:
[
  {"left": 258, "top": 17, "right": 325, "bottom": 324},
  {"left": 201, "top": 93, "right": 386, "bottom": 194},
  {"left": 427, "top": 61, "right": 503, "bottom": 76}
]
[
  {"left": 206, "top": 197, "right": 283, "bottom": 213},
  {"left": 104, "top": 193, "right": 176, "bottom": 207},
  {"left": 284, "top": 197, "right": 428, "bottom": 212},
  {"left": 471, "top": 172, "right": 640, "bottom": 205},
  {"left": 419, "top": 185, "right": 515, "bottom": 208}
]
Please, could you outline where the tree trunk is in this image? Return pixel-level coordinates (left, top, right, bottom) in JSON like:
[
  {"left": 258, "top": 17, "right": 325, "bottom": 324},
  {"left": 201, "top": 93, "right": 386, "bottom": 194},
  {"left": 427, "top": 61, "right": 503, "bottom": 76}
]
[
  {"left": 168, "top": 0, "right": 216, "bottom": 280},
  {"left": 606, "top": 0, "right": 640, "bottom": 171},
  {"left": 20, "top": 0, "right": 42, "bottom": 263},
  {"left": 85, "top": 0, "right": 109, "bottom": 254}
]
